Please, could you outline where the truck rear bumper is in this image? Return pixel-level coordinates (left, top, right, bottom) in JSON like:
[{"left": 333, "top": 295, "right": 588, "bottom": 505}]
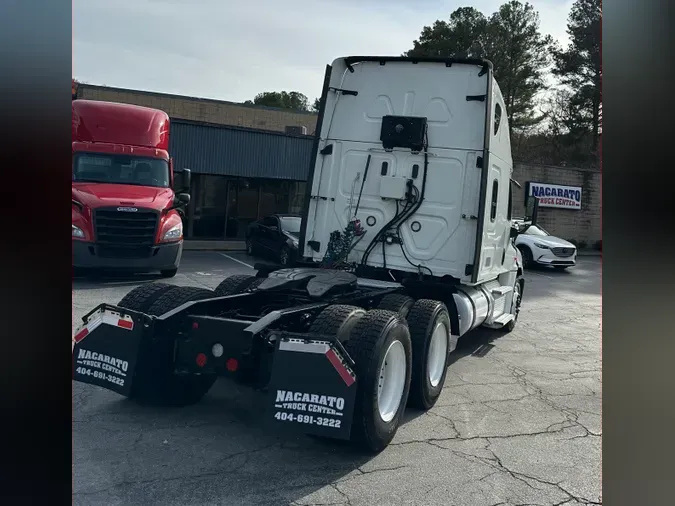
[{"left": 73, "top": 240, "right": 182, "bottom": 272}]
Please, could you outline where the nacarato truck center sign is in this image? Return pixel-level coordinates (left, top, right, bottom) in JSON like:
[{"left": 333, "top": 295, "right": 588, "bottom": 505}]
[{"left": 526, "top": 181, "right": 582, "bottom": 210}]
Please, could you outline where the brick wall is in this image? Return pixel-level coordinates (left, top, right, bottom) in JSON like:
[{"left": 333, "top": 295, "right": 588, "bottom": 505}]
[
  {"left": 78, "top": 85, "right": 319, "bottom": 135},
  {"left": 512, "top": 163, "right": 601, "bottom": 246}
]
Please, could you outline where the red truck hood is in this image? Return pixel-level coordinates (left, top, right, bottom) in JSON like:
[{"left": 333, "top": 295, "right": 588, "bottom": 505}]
[{"left": 72, "top": 182, "right": 174, "bottom": 211}]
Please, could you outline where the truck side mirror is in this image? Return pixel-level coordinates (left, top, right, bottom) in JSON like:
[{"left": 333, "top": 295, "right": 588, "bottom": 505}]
[
  {"left": 525, "top": 197, "right": 539, "bottom": 225},
  {"left": 174, "top": 168, "right": 191, "bottom": 193}
]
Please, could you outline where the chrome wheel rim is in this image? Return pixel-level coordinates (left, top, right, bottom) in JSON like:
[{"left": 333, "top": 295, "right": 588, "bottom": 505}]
[
  {"left": 427, "top": 322, "right": 449, "bottom": 387},
  {"left": 377, "top": 340, "right": 406, "bottom": 423}
]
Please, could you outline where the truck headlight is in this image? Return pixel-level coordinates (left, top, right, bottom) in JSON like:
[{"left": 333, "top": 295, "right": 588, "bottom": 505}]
[
  {"left": 162, "top": 223, "right": 183, "bottom": 241},
  {"left": 72, "top": 225, "right": 85, "bottom": 238},
  {"left": 533, "top": 242, "right": 549, "bottom": 249}
]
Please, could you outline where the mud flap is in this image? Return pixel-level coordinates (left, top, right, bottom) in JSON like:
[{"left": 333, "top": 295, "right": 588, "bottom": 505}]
[
  {"left": 267, "top": 334, "right": 357, "bottom": 440},
  {"left": 72, "top": 304, "right": 148, "bottom": 397}
]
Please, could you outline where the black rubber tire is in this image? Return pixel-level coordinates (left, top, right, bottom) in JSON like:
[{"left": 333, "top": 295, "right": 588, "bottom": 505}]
[
  {"left": 309, "top": 304, "right": 366, "bottom": 342},
  {"left": 376, "top": 294, "right": 415, "bottom": 319},
  {"left": 502, "top": 276, "right": 524, "bottom": 333},
  {"left": 406, "top": 299, "right": 451, "bottom": 410},
  {"left": 130, "top": 285, "right": 217, "bottom": 407},
  {"left": 214, "top": 274, "right": 259, "bottom": 297},
  {"left": 160, "top": 268, "right": 178, "bottom": 278},
  {"left": 117, "top": 282, "right": 175, "bottom": 313},
  {"left": 146, "top": 286, "right": 215, "bottom": 317},
  {"left": 343, "top": 310, "right": 412, "bottom": 453},
  {"left": 518, "top": 245, "right": 533, "bottom": 269}
]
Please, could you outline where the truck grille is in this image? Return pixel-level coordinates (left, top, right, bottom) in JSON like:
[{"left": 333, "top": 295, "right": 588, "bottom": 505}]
[
  {"left": 94, "top": 208, "right": 158, "bottom": 257},
  {"left": 551, "top": 247, "right": 575, "bottom": 258}
]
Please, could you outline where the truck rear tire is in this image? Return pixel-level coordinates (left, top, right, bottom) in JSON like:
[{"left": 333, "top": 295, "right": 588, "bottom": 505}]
[
  {"left": 309, "top": 304, "right": 366, "bottom": 342},
  {"left": 343, "top": 310, "right": 412, "bottom": 453},
  {"left": 130, "top": 285, "right": 218, "bottom": 407},
  {"left": 406, "top": 299, "right": 452, "bottom": 410},
  {"left": 214, "top": 274, "right": 261, "bottom": 297},
  {"left": 117, "top": 282, "right": 174, "bottom": 313},
  {"left": 376, "top": 294, "right": 415, "bottom": 319}
]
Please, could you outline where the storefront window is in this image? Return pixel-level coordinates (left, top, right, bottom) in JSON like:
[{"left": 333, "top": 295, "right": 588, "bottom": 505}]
[
  {"left": 188, "top": 175, "right": 307, "bottom": 240},
  {"left": 191, "top": 175, "right": 229, "bottom": 239}
]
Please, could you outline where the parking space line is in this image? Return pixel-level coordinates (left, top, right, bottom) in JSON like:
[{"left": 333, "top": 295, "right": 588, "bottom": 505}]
[{"left": 218, "top": 252, "right": 254, "bottom": 269}]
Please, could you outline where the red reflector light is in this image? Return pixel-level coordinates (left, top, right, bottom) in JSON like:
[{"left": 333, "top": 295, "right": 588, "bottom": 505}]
[
  {"left": 225, "top": 358, "right": 238, "bottom": 372},
  {"left": 73, "top": 328, "right": 89, "bottom": 343},
  {"left": 117, "top": 319, "right": 133, "bottom": 330},
  {"left": 196, "top": 353, "right": 207, "bottom": 367},
  {"left": 192, "top": 321, "right": 199, "bottom": 330}
]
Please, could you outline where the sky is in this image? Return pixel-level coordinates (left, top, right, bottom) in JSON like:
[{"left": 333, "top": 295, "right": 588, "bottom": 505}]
[{"left": 73, "top": 0, "right": 575, "bottom": 104}]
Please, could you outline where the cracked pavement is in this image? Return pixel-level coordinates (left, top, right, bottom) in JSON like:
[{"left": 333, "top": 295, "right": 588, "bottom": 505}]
[{"left": 73, "top": 252, "right": 601, "bottom": 505}]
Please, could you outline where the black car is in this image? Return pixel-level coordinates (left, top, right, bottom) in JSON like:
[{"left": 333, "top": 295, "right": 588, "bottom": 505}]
[{"left": 245, "top": 214, "right": 302, "bottom": 266}]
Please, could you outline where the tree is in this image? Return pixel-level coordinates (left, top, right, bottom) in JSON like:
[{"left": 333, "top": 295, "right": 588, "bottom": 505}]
[
  {"left": 552, "top": 0, "right": 601, "bottom": 154},
  {"left": 406, "top": 7, "right": 488, "bottom": 58},
  {"left": 244, "top": 91, "right": 310, "bottom": 112},
  {"left": 405, "top": 2, "right": 553, "bottom": 132},
  {"left": 312, "top": 98, "right": 321, "bottom": 112}
]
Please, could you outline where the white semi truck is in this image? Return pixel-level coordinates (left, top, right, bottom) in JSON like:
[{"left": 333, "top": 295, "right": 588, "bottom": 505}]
[{"left": 72, "top": 56, "right": 539, "bottom": 453}]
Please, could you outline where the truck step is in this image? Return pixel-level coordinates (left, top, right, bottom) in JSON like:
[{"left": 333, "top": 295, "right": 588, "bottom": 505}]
[
  {"left": 492, "top": 313, "right": 514, "bottom": 326},
  {"left": 491, "top": 285, "right": 513, "bottom": 296}
]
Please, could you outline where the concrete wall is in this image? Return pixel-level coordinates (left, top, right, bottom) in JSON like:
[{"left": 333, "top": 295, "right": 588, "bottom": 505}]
[
  {"left": 78, "top": 85, "right": 319, "bottom": 135},
  {"left": 512, "top": 163, "right": 601, "bottom": 246}
]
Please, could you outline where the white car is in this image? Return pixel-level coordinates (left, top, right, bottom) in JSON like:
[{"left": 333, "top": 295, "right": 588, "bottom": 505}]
[{"left": 514, "top": 222, "right": 577, "bottom": 270}]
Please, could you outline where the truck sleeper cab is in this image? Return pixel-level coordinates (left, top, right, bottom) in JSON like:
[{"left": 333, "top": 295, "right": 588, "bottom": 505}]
[
  {"left": 72, "top": 57, "right": 539, "bottom": 454},
  {"left": 72, "top": 100, "right": 191, "bottom": 277}
]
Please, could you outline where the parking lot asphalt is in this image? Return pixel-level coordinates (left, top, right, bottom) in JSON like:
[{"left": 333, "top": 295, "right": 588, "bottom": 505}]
[{"left": 72, "top": 252, "right": 602, "bottom": 506}]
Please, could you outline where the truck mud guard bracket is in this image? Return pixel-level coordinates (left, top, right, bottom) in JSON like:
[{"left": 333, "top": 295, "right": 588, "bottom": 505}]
[{"left": 266, "top": 331, "right": 357, "bottom": 440}]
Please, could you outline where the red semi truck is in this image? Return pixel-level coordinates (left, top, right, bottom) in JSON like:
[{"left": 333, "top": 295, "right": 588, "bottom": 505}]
[{"left": 72, "top": 99, "right": 191, "bottom": 277}]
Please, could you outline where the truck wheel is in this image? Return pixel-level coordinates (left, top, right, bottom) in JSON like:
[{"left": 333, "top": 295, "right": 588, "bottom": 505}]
[
  {"left": 344, "top": 310, "right": 412, "bottom": 453},
  {"left": 160, "top": 268, "right": 178, "bottom": 278},
  {"left": 117, "top": 282, "right": 174, "bottom": 313},
  {"left": 376, "top": 294, "right": 415, "bottom": 319},
  {"left": 309, "top": 304, "right": 366, "bottom": 342},
  {"left": 406, "top": 300, "right": 452, "bottom": 410},
  {"left": 502, "top": 276, "right": 524, "bottom": 333},
  {"left": 130, "top": 285, "right": 218, "bottom": 407},
  {"left": 214, "top": 274, "right": 261, "bottom": 297},
  {"left": 517, "top": 246, "right": 533, "bottom": 269}
]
